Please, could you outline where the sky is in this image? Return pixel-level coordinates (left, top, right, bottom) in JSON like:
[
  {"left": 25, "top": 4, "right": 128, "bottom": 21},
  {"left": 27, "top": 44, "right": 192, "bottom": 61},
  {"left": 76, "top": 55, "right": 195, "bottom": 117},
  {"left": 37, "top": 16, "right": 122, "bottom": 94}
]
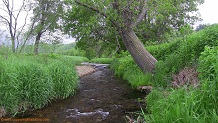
[{"left": 196, "top": 0, "right": 218, "bottom": 25}]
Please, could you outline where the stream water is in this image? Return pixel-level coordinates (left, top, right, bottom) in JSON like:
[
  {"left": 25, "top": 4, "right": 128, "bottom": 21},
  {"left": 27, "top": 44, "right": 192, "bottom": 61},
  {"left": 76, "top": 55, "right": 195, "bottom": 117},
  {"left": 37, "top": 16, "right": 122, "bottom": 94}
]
[{"left": 13, "top": 66, "right": 147, "bottom": 123}]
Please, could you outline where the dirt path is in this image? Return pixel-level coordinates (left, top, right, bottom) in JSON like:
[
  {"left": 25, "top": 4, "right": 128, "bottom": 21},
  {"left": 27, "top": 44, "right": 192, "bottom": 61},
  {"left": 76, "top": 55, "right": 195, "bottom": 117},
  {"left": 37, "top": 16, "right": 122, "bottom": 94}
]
[{"left": 14, "top": 65, "right": 146, "bottom": 123}]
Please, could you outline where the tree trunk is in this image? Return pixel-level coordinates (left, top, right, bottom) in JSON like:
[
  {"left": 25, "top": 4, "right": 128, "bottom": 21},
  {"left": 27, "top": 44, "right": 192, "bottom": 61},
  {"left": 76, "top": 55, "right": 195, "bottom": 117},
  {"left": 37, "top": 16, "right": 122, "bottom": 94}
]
[
  {"left": 120, "top": 28, "right": 157, "bottom": 73},
  {"left": 11, "top": 37, "right": 16, "bottom": 53},
  {"left": 34, "top": 32, "right": 42, "bottom": 55}
]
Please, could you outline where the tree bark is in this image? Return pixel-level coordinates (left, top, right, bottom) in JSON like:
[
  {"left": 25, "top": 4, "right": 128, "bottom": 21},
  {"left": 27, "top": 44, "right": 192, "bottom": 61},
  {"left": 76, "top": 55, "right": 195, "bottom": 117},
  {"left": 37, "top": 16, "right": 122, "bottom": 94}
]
[
  {"left": 119, "top": 28, "right": 157, "bottom": 73},
  {"left": 34, "top": 31, "right": 42, "bottom": 55}
]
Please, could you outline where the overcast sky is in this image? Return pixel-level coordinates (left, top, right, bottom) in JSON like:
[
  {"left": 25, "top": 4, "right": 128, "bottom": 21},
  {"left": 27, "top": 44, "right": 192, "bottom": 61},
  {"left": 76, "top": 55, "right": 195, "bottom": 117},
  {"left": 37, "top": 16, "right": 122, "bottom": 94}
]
[{"left": 197, "top": 0, "right": 218, "bottom": 25}]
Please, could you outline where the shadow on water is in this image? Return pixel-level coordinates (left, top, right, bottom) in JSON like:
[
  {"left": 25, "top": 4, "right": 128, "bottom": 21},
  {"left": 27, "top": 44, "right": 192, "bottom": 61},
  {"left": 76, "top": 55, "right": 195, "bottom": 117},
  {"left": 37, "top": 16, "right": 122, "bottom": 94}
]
[{"left": 14, "top": 66, "right": 147, "bottom": 123}]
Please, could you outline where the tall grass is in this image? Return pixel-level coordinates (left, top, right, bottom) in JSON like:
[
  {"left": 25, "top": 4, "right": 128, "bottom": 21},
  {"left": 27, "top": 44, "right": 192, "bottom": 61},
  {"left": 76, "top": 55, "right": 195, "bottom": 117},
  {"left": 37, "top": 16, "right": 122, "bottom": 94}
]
[
  {"left": 110, "top": 56, "right": 153, "bottom": 88},
  {"left": 111, "top": 24, "right": 218, "bottom": 122},
  {"left": 0, "top": 54, "right": 88, "bottom": 116},
  {"left": 145, "top": 47, "right": 218, "bottom": 122},
  {"left": 153, "top": 24, "right": 218, "bottom": 87},
  {"left": 48, "top": 61, "right": 78, "bottom": 99}
]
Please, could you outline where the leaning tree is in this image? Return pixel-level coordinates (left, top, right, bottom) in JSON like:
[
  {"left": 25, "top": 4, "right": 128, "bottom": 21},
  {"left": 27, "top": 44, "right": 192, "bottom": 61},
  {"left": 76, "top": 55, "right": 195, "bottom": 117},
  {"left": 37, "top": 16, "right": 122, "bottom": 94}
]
[{"left": 65, "top": 0, "right": 204, "bottom": 73}]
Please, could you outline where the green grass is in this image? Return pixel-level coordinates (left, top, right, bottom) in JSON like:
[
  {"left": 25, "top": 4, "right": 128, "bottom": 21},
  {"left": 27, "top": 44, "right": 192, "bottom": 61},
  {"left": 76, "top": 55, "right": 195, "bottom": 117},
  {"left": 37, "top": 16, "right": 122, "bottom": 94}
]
[
  {"left": 91, "top": 58, "right": 113, "bottom": 64},
  {"left": 0, "top": 54, "right": 88, "bottom": 116},
  {"left": 111, "top": 24, "right": 218, "bottom": 122}
]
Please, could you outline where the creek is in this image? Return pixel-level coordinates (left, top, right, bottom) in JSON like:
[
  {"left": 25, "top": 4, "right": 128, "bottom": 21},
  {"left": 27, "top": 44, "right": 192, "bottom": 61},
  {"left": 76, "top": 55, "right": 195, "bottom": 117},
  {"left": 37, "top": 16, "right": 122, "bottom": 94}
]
[{"left": 15, "top": 65, "right": 147, "bottom": 123}]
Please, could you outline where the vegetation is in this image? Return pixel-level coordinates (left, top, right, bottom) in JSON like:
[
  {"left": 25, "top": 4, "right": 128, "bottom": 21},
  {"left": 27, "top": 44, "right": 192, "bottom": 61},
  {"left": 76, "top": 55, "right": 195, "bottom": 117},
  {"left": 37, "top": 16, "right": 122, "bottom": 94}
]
[
  {"left": 64, "top": 0, "right": 203, "bottom": 73},
  {"left": 91, "top": 58, "right": 113, "bottom": 64},
  {"left": 111, "top": 24, "right": 218, "bottom": 122},
  {"left": 0, "top": 54, "right": 88, "bottom": 116},
  {"left": 1, "top": 0, "right": 217, "bottom": 122}
]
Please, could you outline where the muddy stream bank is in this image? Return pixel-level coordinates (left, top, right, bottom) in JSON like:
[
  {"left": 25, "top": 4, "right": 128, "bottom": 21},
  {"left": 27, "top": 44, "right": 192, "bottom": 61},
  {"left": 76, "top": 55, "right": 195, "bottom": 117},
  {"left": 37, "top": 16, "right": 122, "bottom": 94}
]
[{"left": 14, "top": 65, "right": 147, "bottom": 123}]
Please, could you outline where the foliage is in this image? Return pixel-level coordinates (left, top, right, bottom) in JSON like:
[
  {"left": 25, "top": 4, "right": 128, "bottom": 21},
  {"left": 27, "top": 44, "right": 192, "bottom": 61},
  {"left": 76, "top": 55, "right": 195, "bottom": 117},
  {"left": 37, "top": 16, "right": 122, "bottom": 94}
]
[
  {"left": 110, "top": 56, "right": 153, "bottom": 88},
  {"left": 110, "top": 39, "right": 181, "bottom": 87},
  {"left": 137, "top": 0, "right": 202, "bottom": 42},
  {"left": 57, "top": 48, "right": 86, "bottom": 57},
  {"left": 90, "top": 58, "right": 113, "bottom": 64},
  {"left": 20, "top": 42, "right": 86, "bottom": 57},
  {"left": 64, "top": 0, "right": 203, "bottom": 47},
  {"left": 112, "top": 24, "right": 218, "bottom": 87},
  {"left": 146, "top": 40, "right": 181, "bottom": 61},
  {"left": 31, "top": 0, "right": 65, "bottom": 54},
  {"left": 55, "top": 42, "right": 76, "bottom": 51},
  {"left": 0, "top": 54, "right": 88, "bottom": 116},
  {"left": 111, "top": 24, "right": 218, "bottom": 122},
  {"left": 145, "top": 46, "right": 218, "bottom": 123},
  {"left": 59, "top": 55, "right": 90, "bottom": 65},
  {"left": 48, "top": 61, "right": 77, "bottom": 99},
  {"left": 0, "top": 46, "right": 12, "bottom": 56},
  {"left": 153, "top": 24, "right": 218, "bottom": 87}
]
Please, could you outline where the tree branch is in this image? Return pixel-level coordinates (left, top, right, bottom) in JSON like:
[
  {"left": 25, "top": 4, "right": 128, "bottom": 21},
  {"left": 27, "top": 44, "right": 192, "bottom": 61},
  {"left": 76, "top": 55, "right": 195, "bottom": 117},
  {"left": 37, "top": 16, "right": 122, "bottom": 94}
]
[
  {"left": 132, "top": 1, "right": 147, "bottom": 27},
  {"left": 0, "top": 15, "right": 9, "bottom": 24},
  {"left": 75, "top": 0, "right": 119, "bottom": 27}
]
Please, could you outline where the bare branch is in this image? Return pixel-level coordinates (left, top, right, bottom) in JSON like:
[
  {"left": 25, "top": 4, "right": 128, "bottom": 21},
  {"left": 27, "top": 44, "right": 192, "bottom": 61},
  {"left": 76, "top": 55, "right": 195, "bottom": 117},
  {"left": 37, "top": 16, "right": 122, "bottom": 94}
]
[
  {"left": 0, "top": 15, "right": 9, "bottom": 24},
  {"left": 19, "top": 14, "right": 38, "bottom": 53},
  {"left": 0, "top": 6, "right": 10, "bottom": 14}
]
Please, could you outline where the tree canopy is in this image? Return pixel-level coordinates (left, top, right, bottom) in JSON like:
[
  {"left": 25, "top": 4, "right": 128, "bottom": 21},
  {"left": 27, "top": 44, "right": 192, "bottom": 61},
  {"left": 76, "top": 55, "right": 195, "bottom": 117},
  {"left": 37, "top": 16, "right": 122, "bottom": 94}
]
[
  {"left": 64, "top": 0, "right": 204, "bottom": 73},
  {"left": 64, "top": 0, "right": 204, "bottom": 43},
  {"left": 31, "top": 0, "right": 64, "bottom": 54}
]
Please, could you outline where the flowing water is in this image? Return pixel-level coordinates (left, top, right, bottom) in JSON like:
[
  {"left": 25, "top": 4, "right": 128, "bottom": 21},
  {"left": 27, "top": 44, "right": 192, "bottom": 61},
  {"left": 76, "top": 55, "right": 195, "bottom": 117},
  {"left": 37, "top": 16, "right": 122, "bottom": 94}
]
[{"left": 13, "top": 65, "right": 147, "bottom": 123}]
